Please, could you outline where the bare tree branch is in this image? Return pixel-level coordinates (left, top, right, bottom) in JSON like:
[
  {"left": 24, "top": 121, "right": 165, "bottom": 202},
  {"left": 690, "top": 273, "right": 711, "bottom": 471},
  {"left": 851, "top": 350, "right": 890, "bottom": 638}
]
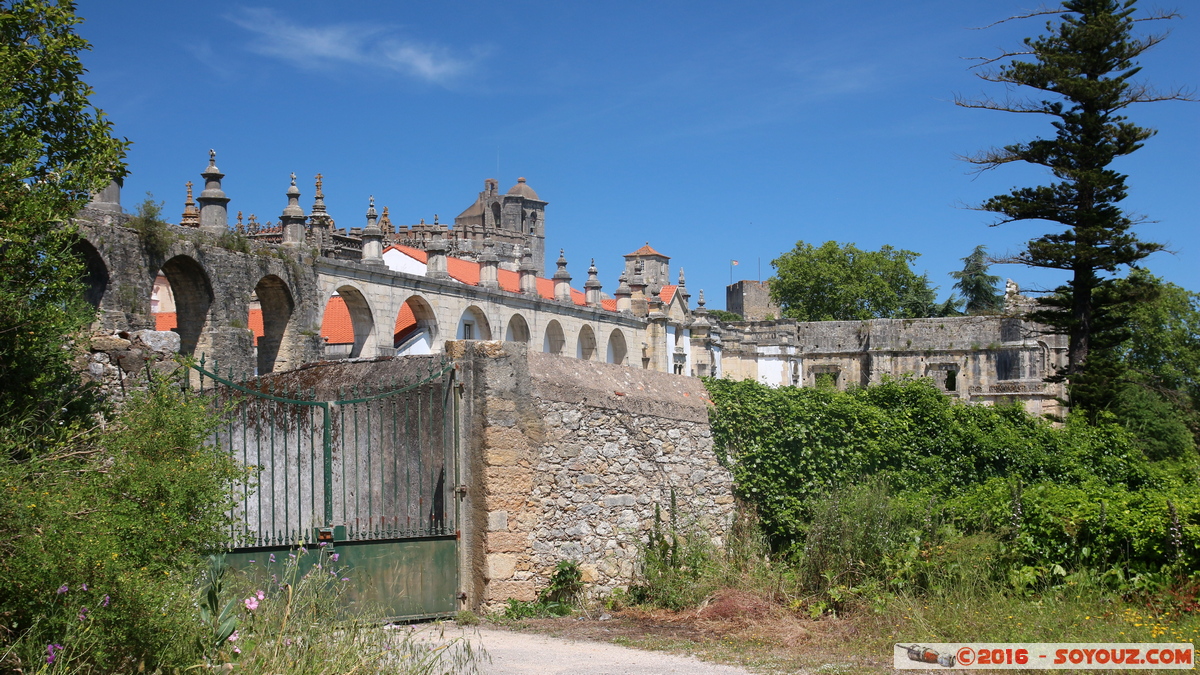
[{"left": 969, "top": 7, "right": 1064, "bottom": 30}]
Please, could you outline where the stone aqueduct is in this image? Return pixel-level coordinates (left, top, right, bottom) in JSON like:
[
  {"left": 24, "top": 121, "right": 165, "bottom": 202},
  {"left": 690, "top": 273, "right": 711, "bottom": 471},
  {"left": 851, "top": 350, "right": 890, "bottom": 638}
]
[{"left": 76, "top": 212, "right": 646, "bottom": 378}]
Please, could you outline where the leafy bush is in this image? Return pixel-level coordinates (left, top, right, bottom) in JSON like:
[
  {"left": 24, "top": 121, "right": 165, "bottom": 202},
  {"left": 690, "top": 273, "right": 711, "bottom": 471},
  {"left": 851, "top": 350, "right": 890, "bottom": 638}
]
[
  {"left": 705, "top": 376, "right": 1200, "bottom": 582},
  {"left": 501, "top": 560, "right": 585, "bottom": 619},
  {"left": 0, "top": 377, "right": 241, "bottom": 671},
  {"left": 126, "top": 193, "right": 174, "bottom": 258}
]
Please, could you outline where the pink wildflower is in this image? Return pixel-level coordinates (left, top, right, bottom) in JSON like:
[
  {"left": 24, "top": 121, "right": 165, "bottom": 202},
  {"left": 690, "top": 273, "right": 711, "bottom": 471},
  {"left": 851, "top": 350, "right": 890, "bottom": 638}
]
[
  {"left": 46, "top": 644, "right": 63, "bottom": 664},
  {"left": 244, "top": 597, "right": 259, "bottom": 612},
  {"left": 228, "top": 630, "right": 239, "bottom": 642},
  {"left": 256, "top": 590, "right": 265, "bottom": 601}
]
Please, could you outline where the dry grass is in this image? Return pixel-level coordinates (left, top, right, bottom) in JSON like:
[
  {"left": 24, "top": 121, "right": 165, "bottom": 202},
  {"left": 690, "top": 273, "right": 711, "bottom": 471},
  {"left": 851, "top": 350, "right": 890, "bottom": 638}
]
[{"left": 498, "top": 586, "right": 1200, "bottom": 675}]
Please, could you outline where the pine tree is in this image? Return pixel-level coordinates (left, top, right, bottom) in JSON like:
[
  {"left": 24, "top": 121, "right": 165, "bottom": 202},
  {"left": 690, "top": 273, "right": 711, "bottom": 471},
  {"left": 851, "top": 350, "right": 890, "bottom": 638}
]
[
  {"left": 951, "top": 245, "right": 1002, "bottom": 314},
  {"left": 957, "top": 0, "right": 1190, "bottom": 410}
]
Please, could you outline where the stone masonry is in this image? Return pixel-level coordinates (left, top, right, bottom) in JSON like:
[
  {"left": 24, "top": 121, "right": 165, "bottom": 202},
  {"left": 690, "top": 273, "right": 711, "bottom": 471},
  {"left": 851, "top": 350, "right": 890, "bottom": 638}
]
[{"left": 451, "top": 342, "right": 733, "bottom": 610}]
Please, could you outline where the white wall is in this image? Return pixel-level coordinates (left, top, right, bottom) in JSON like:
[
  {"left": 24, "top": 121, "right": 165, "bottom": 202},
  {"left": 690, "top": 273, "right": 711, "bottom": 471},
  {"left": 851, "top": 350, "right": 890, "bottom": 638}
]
[{"left": 383, "top": 248, "right": 426, "bottom": 276}]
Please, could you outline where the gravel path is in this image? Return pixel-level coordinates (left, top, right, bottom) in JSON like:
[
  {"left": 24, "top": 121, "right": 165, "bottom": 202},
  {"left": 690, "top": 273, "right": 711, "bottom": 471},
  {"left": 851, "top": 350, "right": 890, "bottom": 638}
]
[{"left": 416, "top": 624, "right": 756, "bottom": 675}]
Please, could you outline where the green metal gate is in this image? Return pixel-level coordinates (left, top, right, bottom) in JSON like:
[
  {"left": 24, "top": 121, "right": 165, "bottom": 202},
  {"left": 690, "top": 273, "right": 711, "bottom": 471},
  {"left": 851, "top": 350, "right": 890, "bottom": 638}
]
[{"left": 193, "top": 357, "right": 460, "bottom": 621}]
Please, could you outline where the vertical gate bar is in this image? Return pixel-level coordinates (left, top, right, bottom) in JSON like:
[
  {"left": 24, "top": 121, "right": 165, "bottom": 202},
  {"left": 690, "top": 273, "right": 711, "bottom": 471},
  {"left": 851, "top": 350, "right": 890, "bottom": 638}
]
[
  {"left": 256, "top": 395, "right": 263, "bottom": 546},
  {"left": 391, "top": 380, "right": 398, "bottom": 535},
  {"left": 417, "top": 383, "right": 423, "bottom": 535},
  {"left": 452, "top": 370, "right": 461, "bottom": 537},
  {"left": 241, "top": 394, "right": 248, "bottom": 545},
  {"left": 365, "top": 387, "right": 372, "bottom": 532},
  {"left": 283, "top": 386, "right": 290, "bottom": 544},
  {"left": 404, "top": 393, "right": 411, "bottom": 535},
  {"left": 306, "top": 391, "right": 312, "bottom": 534},
  {"left": 322, "top": 401, "right": 333, "bottom": 528},
  {"left": 270, "top": 382, "right": 277, "bottom": 544},
  {"left": 350, "top": 389, "right": 357, "bottom": 535},
  {"left": 430, "top": 379, "right": 437, "bottom": 533}
]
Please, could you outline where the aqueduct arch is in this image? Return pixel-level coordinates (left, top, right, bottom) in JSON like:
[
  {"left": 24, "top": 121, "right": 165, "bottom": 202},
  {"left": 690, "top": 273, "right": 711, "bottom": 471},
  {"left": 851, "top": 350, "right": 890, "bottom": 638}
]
[{"left": 155, "top": 254, "right": 213, "bottom": 356}]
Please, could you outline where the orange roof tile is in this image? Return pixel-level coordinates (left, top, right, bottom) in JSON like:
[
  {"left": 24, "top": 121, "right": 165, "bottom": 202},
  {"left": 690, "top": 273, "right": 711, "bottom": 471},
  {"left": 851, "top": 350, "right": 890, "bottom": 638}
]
[
  {"left": 154, "top": 311, "right": 177, "bottom": 331},
  {"left": 393, "top": 301, "right": 420, "bottom": 346},
  {"left": 601, "top": 299, "right": 618, "bottom": 311},
  {"left": 248, "top": 308, "right": 264, "bottom": 346},
  {"left": 624, "top": 243, "right": 668, "bottom": 258},
  {"left": 659, "top": 284, "right": 677, "bottom": 305},
  {"left": 388, "top": 244, "right": 596, "bottom": 308},
  {"left": 321, "top": 296, "right": 355, "bottom": 345}
]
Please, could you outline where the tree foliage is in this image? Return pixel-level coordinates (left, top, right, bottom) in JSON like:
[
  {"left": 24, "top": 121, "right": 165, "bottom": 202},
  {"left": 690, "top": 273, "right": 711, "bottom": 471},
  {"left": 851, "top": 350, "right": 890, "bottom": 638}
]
[
  {"left": 951, "top": 245, "right": 1003, "bottom": 314},
  {"left": 769, "top": 240, "right": 949, "bottom": 321},
  {"left": 0, "top": 0, "right": 128, "bottom": 434},
  {"left": 957, "top": 0, "right": 1189, "bottom": 410}
]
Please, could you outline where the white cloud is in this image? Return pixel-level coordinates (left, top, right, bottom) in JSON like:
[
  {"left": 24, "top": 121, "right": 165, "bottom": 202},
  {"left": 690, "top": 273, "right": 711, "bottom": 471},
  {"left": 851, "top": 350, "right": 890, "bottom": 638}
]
[{"left": 226, "top": 8, "right": 470, "bottom": 84}]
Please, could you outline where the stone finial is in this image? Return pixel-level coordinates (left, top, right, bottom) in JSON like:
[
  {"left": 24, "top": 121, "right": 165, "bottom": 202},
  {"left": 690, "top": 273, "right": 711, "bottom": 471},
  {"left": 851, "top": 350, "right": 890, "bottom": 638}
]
[
  {"left": 311, "top": 173, "right": 329, "bottom": 219},
  {"left": 280, "top": 173, "right": 306, "bottom": 246},
  {"left": 553, "top": 249, "right": 572, "bottom": 302},
  {"left": 479, "top": 239, "right": 500, "bottom": 290},
  {"left": 180, "top": 180, "right": 200, "bottom": 227},
  {"left": 360, "top": 195, "right": 384, "bottom": 266},
  {"left": 615, "top": 271, "right": 632, "bottom": 313},
  {"left": 197, "top": 150, "right": 230, "bottom": 233},
  {"left": 518, "top": 246, "right": 538, "bottom": 296},
  {"left": 697, "top": 289, "right": 706, "bottom": 308},
  {"left": 247, "top": 213, "right": 259, "bottom": 233},
  {"left": 426, "top": 238, "right": 450, "bottom": 279},
  {"left": 678, "top": 267, "right": 686, "bottom": 287},
  {"left": 584, "top": 257, "right": 603, "bottom": 307},
  {"left": 235, "top": 210, "right": 245, "bottom": 234},
  {"left": 677, "top": 266, "right": 690, "bottom": 303},
  {"left": 380, "top": 206, "right": 393, "bottom": 235}
]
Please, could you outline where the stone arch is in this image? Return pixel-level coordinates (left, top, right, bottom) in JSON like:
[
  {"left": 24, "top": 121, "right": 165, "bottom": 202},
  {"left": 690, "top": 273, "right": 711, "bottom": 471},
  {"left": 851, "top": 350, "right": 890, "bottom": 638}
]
[
  {"left": 606, "top": 328, "right": 628, "bottom": 365},
  {"left": 577, "top": 324, "right": 598, "bottom": 360},
  {"left": 321, "top": 285, "right": 375, "bottom": 359},
  {"left": 457, "top": 305, "right": 492, "bottom": 340},
  {"left": 490, "top": 202, "right": 501, "bottom": 228},
  {"left": 394, "top": 295, "right": 438, "bottom": 355},
  {"left": 542, "top": 320, "right": 565, "bottom": 355},
  {"left": 71, "top": 238, "right": 108, "bottom": 309},
  {"left": 252, "top": 275, "right": 294, "bottom": 374},
  {"left": 505, "top": 313, "right": 530, "bottom": 343},
  {"left": 154, "top": 255, "right": 213, "bottom": 355}
]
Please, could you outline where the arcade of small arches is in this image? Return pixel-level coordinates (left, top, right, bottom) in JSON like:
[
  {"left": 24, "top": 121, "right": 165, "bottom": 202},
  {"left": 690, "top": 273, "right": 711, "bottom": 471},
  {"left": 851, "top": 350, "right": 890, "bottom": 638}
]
[{"left": 75, "top": 221, "right": 639, "bottom": 379}]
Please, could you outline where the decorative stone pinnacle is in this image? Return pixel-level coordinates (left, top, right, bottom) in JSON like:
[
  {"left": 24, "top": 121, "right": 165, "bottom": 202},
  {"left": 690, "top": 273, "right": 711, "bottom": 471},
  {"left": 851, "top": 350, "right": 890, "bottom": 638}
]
[
  {"left": 315, "top": 173, "right": 324, "bottom": 198},
  {"left": 290, "top": 172, "right": 297, "bottom": 187},
  {"left": 678, "top": 267, "right": 686, "bottom": 286},
  {"left": 698, "top": 289, "right": 706, "bottom": 308},
  {"left": 185, "top": 181, "right": 194, "bottom": 203},
  {"left": 209, "top": 149, "right": 216, "bottom": 163}
]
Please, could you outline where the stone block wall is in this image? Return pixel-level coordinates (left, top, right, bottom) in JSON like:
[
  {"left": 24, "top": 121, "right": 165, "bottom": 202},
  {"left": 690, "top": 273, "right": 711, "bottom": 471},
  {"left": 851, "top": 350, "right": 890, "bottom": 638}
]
[
  {"left": 77, "top": 329, "right": 184, "bottom": 404},
  {"left": 451, "top": 342, "right": 733, "bottom": 610}
]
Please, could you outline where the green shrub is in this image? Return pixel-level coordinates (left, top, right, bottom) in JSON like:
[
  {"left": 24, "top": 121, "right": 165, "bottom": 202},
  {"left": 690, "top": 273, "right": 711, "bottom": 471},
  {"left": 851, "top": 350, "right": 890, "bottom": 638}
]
[
  {"left": 0, "top": 376, "right": 241, "bottom": 671},
  {"left": 705, "top": 376, "right": 1200, "bottom": 582}
]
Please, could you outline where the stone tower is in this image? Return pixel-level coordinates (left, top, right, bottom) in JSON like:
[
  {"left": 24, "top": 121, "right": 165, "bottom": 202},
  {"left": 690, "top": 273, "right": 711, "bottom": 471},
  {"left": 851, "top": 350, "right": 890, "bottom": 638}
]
[{"left": 453, "top": 177, "right": 547, "bottom": 272}]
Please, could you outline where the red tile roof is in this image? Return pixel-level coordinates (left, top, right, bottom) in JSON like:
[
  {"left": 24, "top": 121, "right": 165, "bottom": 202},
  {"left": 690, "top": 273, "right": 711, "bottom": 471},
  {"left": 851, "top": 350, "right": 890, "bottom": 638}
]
[
  {"left": 248, "top": 309, "right": 263, "bottom": 346},
  {"left": 386, "top": 245, "right": 593, "bottom": 307},
  {"left": 320, "top": 296, "right": 355, "bottom": 345},
  {"left": 601, "top": 299, "right": 618, "bottom": 311},
  {"left": 393, "top": 301, "right": 418, "bottom": 345},
  {"left": 659, "top": 284, "right": 677, "bottom": 305},
  {"left": 624, "top": 243, "right": 668, "bottom": 258},
  {"left": 155, "top": 311, "right": 176, "bottom": 331}
]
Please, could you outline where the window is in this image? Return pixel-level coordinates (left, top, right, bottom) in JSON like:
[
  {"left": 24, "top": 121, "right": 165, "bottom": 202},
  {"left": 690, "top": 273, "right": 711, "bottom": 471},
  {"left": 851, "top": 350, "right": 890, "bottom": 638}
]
[{"left": 462, "top": 323, "right": 473, "bottom": 340}]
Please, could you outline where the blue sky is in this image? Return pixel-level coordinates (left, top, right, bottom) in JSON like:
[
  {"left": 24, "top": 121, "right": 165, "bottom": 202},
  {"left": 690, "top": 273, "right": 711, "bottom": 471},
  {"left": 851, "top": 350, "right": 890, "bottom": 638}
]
[{"left": 76, "top": 1, "right": 1199, "bottom": 309}]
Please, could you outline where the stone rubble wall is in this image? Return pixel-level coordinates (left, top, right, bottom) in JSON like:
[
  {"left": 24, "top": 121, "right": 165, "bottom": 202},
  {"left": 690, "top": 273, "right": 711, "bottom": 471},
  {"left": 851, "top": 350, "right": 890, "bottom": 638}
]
[
  {"left": 450, "top": 341, "right": 734, "bottom": 610},
  {"left": 77, "top": 329, "right": 184, "bottom": 404}
]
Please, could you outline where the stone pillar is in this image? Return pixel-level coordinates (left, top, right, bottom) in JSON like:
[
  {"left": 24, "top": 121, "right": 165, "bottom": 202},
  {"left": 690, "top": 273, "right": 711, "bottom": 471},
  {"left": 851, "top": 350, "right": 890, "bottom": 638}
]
[
  {"left": 629, "top": 260, "right": 649, "bottom": 317},
  {"left": 427, "top": 238, "right": 450, "bottom": 279},
  {"left": 518, "top": 247, "right": 538, "bottom": 296},
  {"left": 479, "top": 242, "right": 500, "bottom": 290},
  {"left": 584, "top": 258, "right": 602, "bottom": 308},
  {"left": 361, "top": 196, "right": 384, "bottom": 266},
  {"left": 88, "top": 178, "right": 122, "bottom": 214},
  {"left": 280, "top": 173, "right": 307, "bottom": 246},
  {"left": 614, "top": 272, "right": 632, "bottom": 313},
  {"left": 552, "top": 249, "right": 572, "bottom": 302},
  {"left": 197, "top": 150, "right": 230, "bottom": 234}
]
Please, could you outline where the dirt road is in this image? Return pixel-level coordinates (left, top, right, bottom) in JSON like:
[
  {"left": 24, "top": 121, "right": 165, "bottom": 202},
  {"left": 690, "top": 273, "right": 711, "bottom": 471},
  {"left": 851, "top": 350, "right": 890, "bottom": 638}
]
[{"left": 418, "top": 624, "right": 756, "bottom": 675}]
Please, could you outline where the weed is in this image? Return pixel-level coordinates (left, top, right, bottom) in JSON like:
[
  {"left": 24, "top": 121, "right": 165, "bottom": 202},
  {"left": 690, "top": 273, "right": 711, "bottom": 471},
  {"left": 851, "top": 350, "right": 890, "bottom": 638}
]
[{"left": 126, "top": 192, "right": 174, "bottom": 258}]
